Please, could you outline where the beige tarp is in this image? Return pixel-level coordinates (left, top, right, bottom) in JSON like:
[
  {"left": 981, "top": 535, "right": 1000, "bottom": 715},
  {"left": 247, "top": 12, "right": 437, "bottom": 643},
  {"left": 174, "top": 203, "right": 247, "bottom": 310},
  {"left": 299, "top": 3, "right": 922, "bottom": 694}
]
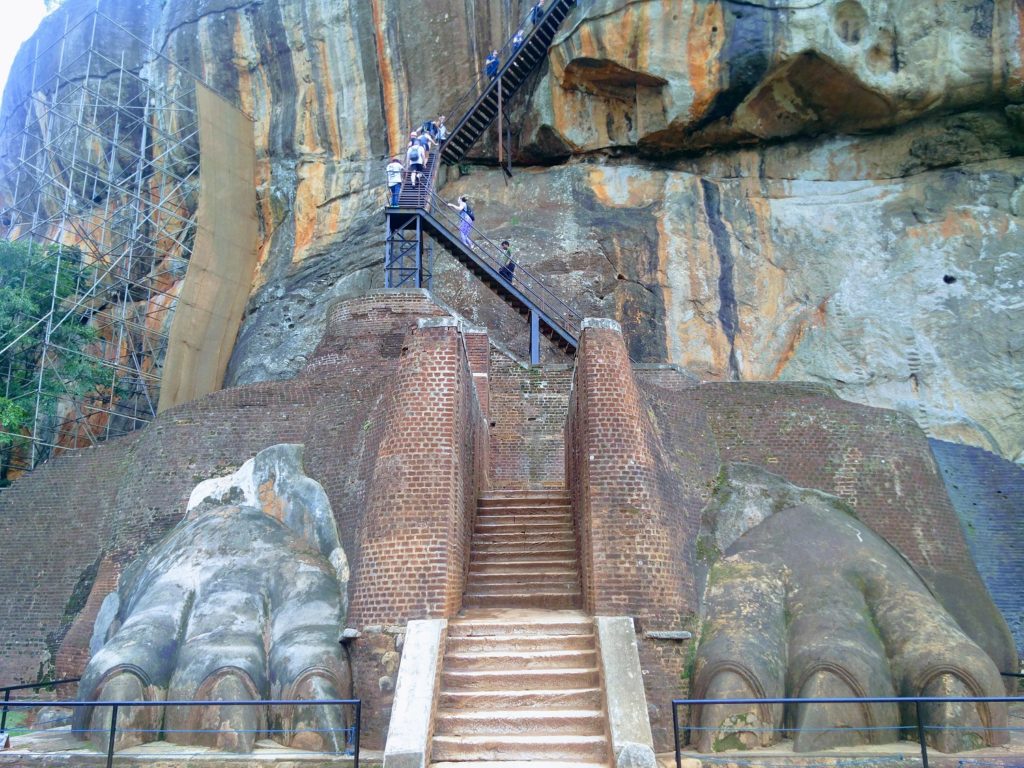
[{"left": 158, "top": 83, "right": 258, "bottom": 412}]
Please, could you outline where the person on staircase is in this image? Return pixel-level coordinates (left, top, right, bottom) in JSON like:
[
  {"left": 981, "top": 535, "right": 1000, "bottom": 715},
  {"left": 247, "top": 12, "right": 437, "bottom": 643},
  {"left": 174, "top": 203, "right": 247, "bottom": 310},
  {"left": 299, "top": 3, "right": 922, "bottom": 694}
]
[
  {"left": 529, "top": 0, "right": 545, "bottom": 27},
  {"left": 436, "top": 114, "right": 448, "bottom": 142},
  {"left": 511, "top": 29, "right": 525, "bottom": 53},
  {"left": 386, "top": 156, "right": 404, "bottom": 206},
  {"left": 406, "top": 138, "right": 426, "bottom": 187},
  {"left": 498, "top": 240, "right": 516, "bottom": 282},
  {"left": 448, "top": 195, "right": 475, "bottom": 249},
  {"left": 485, "top": 50, "right": 500, "bottom": 80},
  {"left": 414, "top": 129, "right": 435, "bottom": 162}
]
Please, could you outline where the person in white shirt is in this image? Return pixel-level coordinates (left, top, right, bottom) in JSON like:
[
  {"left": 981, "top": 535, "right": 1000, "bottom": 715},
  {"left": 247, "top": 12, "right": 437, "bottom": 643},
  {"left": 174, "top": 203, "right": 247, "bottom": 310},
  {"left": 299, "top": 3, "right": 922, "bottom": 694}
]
[{"left": 386, "top": 157, "right": 404, "bottom": 206}]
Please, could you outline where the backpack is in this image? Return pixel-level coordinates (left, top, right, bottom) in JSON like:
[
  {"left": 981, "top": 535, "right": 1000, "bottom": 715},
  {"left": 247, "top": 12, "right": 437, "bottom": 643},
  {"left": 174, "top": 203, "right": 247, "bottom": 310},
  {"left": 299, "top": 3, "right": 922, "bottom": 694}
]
[
  {"left": 465, "top": 204, "right": 475, "bottom": 221},
  {"left": 407, "top": 144, "right": 423, "bottom": 164}
]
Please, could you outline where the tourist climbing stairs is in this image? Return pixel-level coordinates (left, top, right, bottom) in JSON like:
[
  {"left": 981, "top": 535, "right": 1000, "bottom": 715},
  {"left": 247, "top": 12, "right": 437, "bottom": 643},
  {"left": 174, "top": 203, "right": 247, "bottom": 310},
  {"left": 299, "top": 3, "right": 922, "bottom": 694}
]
[
  {"left": 416, "top": 191, "right": 581, "bottom": 354},
  {"left": 440, "top": 0, "right": 578, "bottom": 166},
  {"left": 385, "top": 0, "right": 583, "bottom": 362},
  {"left": 431, "top": 489, "right": 610, "bottom": 768},
  {"left": 396, "top": 149, "right": 440, "bottom": 208}
]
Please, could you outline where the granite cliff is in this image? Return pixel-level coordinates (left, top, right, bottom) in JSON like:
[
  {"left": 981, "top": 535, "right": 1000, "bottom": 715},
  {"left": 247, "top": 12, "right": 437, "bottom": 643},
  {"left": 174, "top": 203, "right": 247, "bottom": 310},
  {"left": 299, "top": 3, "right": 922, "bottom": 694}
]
[{"left": 1, "top": 0, "right": 1022, "bottom": 463}]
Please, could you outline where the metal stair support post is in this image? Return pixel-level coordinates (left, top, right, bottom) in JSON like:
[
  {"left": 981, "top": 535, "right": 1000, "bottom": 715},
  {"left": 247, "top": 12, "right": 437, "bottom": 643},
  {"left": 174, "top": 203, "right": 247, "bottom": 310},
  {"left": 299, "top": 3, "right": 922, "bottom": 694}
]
[{"left": 530, "top": 310, "right": 540, "bottom": 365}]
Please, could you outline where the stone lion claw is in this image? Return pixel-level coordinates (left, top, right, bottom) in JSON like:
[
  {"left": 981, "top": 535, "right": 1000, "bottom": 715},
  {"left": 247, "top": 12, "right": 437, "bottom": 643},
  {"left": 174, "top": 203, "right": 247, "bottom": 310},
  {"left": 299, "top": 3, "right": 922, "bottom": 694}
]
[{"left": 74, "top": 445, "right": 352, "bottom": 754}]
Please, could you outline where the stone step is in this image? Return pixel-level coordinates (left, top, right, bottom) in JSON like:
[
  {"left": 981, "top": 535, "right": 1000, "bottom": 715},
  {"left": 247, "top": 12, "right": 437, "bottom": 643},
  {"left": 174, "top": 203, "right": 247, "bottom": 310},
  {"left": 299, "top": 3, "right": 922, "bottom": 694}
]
[
  {"left": 447, "top": 633, "right": 595, "bottom": 654},
  {"left": 465, "top": 580, "right": 580, "bottom": 597},
  {"left": 448, "top": 616, "right": 593, "bottom": 638},
  {"left": 471, "top": 532, "right": 577, "bottom": 544},
  {"left": 431, "top": 734, "right": 608, "bottom": 763},
  {"left": 434, "top": 709, "right": 606, "bottom": 736},
  {"left": 462, "top": 591, "right": 581, "bottom": 610},
  {"left": 476, "top": 504, "right": 572, "bottom": 515},
  {"left": 438, "top": 687, "right": 603, "bottom": 711},
  {"left": 444, "top": 649, "right": 597, "bottom": 671},
  {"left": 432, "top": 761, "right": 607, "bottom": 768},
  {"left": 442, "top": 667, "right": 600, "bottom": 692},
  {"left": 480, "top": 489, "right": 567, "bottom": 499},
  {"left": 471, "top": 542, "right": 576, "bottom": 556},
  {"left": 466, "top": 568, "right": 579, "bottom": 583},
  {"left": 469, "top": 557, "right": 579, "bottom": 571},
  {"left": 475, "top": 520, "right": 573, "bottom": 534},
  {"left": 477, "top": 495, "right": 573, "bottom": 507}
]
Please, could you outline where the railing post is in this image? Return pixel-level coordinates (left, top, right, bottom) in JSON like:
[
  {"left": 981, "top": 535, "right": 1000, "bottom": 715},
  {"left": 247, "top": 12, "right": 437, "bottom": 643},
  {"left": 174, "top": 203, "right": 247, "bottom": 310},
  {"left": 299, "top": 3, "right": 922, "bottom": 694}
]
[
  {"left": 672, "top": 701, "right": 681, "bottom": 768},
  {"left": 530, "top": 310, "right": 540, "bottom": 365},
  {"left": 914, "top": 700, "right": 929, "bottom": 768},
  {"left": 1, "top": 689, "right": 9, "bottom": 732},
  {"left": 106, "top": 703, "right": 119, "bottom": 768},
  {"left": 354, "top": 700, "right": 361, "bottom": 768}
]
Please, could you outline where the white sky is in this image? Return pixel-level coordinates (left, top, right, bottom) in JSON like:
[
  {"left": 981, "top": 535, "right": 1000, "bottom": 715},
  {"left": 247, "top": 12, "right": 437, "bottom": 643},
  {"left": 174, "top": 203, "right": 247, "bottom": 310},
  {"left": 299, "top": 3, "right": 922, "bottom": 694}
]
[{"left": 0, "top": 1, "right": 48, "bottom": 101}]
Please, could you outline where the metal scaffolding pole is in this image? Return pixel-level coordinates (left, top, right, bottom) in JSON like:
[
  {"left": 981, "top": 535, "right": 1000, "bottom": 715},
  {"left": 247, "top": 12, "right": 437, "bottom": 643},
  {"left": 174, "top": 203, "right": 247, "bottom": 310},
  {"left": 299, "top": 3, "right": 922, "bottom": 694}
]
[{"left": 0, "top": 7, "right": 234, "bottom": 478}]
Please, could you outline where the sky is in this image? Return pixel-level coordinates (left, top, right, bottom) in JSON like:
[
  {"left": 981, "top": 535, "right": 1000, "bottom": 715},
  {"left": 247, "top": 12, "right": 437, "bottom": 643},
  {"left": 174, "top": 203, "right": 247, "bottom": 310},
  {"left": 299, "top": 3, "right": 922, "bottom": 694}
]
[{"left": 0, "top": 1, "right": 48, "bottom": 101}]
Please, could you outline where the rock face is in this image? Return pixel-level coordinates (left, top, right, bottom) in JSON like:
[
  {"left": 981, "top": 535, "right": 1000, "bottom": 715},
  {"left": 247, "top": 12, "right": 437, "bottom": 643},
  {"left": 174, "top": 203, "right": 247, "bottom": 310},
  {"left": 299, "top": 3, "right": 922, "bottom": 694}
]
[{"left": 1, "top": 0, "right": 1021, "bottom": 463}]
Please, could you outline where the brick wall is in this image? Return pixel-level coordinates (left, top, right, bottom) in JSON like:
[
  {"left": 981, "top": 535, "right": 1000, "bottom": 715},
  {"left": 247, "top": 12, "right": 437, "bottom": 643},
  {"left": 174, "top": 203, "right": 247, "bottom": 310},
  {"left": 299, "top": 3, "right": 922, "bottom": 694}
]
[
  {"left": 566, "top": 321, "right": 716, "bottom": 748},
  {"left": 931, "top": 439, "right": 1024, "bottom": 655},
  {"left": 0, "top": 290, "right": 487, "bottom": 750},
  {"left": 487, "top": 348, "right": 571, "bottom": 489}
]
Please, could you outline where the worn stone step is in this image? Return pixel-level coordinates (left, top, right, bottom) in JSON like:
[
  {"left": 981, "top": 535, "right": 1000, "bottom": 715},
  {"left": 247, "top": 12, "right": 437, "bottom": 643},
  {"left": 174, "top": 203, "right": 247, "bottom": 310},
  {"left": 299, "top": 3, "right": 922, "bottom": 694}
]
[
  {"left": 438, "top": 687, "right": 604, "bottom": 711},
  {"left": 444, "top": 649, "right": 596, "bottom": 671},
  {"left": 478, "top": 497, "right": 570, "bottom": 510},
  {"left": 431, "top": 734, "right": 608, "bottom": 762},
  {"left": 472, "top": 541, "right": 576, "bottom": 554},
  {"left": 447, "top": 633, "right": 594, "bottom": 654},
  {"left": 434, "top": 709, "right": 606, "bottom": 736},
  {"left": 472, "top": 535, "right": 576, "bottom": 549},
  {"left": 465, "top": 580, "right": 580, "bottom": 597},
  {"left": 468, "top": 561, "right": 581, "bottom": 573},
  {"left": 466, "top": 571, "right": 579, "bottom": 586},
  {"left": 480, "top": 489, "right": 567, "bottom": 499},
  {"left": 475, "top": 520, "right": 573, "bottom": 534},
  {"left": 476, "top": 504, "right": 572, "bottom": 516},
  {"left": 462, "top": 591, "right": 581, "bottom": 610},
  {"left": 442, "top": 667, "right": 599, "bottom": 692},
  {"left": 448, "top": 616, "right": 593, "bottom": 638}
]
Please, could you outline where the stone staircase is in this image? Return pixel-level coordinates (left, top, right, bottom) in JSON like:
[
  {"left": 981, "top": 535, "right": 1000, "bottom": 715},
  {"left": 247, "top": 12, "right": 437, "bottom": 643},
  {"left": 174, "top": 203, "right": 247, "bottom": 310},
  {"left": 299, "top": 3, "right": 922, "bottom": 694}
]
[
  {"left": 462, "top": 489, "right": 581, "bottom": 609},
  {"left": 430, "top": 490, "right": 609, "bottom": 768}
]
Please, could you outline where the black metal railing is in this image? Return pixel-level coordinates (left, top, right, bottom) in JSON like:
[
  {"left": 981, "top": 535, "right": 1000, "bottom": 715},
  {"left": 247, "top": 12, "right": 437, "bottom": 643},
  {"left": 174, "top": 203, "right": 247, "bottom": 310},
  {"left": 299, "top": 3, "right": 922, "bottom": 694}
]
[
  {"left": 436, "top": 0, "right": 575, "bottom": 147},
  {"left": 423, "top": 187, "right": 582, "bottom": 344},
  {"left": 0, "top": 697, "right": 360, "bottom": 768},
  {"left": 0, "top": 678, "right": 80, "bottom": 732},
  {"left": 673, "top": 695, "right": 1024, "bottom": 768}
]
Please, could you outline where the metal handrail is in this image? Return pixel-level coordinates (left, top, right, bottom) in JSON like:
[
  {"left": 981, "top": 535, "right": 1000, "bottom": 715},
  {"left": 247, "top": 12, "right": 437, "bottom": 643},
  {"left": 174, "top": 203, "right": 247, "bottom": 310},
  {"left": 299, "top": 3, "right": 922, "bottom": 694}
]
[
  {"left": 1, "top": 696, "right": 361, "bottom": 768},
  {"left": 0, "top": 678, "right": 81, "bottom": 732},
  {"left": 672, "top": 694, "right": 1024, "bottom": 768},
  {"left": 423, "top": 187, "right": 582, "bottom": 341},
  {"left": 437, "top": 0, "right": 573, "bottom": 156}
]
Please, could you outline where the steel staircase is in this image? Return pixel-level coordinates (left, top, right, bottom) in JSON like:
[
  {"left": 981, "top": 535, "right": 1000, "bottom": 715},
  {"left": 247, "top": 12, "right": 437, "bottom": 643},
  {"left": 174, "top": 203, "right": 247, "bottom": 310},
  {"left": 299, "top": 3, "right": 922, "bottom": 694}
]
[
  {"left": 440, "top": 0, "right": 577, "bottom": 166},
  {"left": 385, "top": 0, "right": 581, "bottom": 362},
  {"left": 388, "top": 189, "right": 581, "bottom": 356}
]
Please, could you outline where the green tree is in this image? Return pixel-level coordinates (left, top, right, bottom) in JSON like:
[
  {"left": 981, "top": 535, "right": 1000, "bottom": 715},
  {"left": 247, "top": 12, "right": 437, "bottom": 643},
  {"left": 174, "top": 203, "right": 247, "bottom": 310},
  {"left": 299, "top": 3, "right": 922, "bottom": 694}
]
[{"left": 0, "top": 239, "right": 108, "bottom": 484}]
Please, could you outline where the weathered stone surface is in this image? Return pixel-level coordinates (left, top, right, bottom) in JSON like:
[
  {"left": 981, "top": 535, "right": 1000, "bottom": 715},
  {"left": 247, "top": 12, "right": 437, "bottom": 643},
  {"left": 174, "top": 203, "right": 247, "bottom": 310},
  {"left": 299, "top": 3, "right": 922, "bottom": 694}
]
[
  {"left": 75, "top": 445, "right": 352, "bottom": 753},
  {"left": 528, "top": 0, "right": 1024, "bottom": 156},
  {"left": 693, "top": 463, "right": 1008, "bottom": 753},
  {"left": 435, "top": 109, "right": 1024, "bottom": 462},
  {"left": 2, "top": 0, "right": 1021, "bottom": 467}
]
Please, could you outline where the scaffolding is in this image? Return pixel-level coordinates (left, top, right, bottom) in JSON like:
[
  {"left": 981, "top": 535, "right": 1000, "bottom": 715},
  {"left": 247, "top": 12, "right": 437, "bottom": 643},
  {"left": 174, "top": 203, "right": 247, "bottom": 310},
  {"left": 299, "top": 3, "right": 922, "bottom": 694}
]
[{"left": 0, "top": 7, "right": 214, "bottom": 478}]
